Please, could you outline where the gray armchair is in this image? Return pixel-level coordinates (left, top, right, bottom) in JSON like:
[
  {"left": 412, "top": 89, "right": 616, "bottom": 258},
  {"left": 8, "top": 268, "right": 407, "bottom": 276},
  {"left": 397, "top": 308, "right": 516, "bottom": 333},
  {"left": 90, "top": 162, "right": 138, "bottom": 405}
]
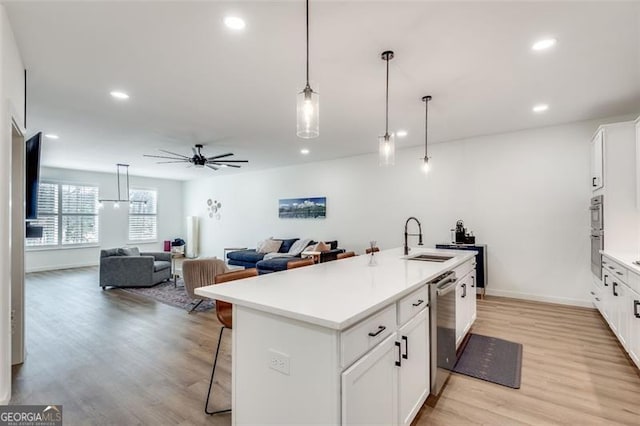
[{"left": 100, "top": 247, "right": 172, "bottom": 289}]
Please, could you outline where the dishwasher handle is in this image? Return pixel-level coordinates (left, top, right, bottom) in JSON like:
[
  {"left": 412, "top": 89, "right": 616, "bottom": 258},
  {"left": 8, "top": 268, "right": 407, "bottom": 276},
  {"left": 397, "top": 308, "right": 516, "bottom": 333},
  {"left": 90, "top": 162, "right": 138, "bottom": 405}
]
[{"left": 436, "top": 277, "right": 457, "bottom": 296}]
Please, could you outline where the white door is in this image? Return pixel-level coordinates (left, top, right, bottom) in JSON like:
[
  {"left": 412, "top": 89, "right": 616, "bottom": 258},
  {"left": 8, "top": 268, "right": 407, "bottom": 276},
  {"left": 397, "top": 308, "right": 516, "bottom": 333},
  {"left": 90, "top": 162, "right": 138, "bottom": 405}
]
[
  {"left": 629, "top": 288, "right": 640, "bottom": 367},
  {"left": 591, "top": 129, "right": 604, "bottom": 191},
  {"left": 342, "top": 333, "right": 398, "bottom": 426},
  {"left": 398, "top": 309, "right": 430, "bottom": 426}
]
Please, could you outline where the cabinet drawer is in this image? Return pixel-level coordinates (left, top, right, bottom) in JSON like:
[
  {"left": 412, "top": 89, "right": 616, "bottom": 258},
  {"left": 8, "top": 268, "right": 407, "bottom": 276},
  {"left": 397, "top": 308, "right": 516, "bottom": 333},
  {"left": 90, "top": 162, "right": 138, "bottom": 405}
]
[
  {"left": 341, "top": 304, "right": 397, "bottom": 368},
  {"left": 397, "top": 285, "right": 428, "bottom": 326},
  {"left": 603, "top": 258, "right": 628, "bottom": 284},
  {"left": 590, "top": 282, "right": 602, "bottom": 311},
  {"left": 454, "top": 259, "right": 475, "bottom": 281}
]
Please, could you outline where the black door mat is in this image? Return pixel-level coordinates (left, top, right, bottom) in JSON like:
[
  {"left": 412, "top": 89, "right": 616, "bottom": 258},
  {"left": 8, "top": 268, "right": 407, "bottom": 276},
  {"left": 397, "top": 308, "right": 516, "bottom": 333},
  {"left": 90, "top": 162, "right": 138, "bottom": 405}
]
[{"left": 453, "top": 333, "right": 523, "bottom": 389}]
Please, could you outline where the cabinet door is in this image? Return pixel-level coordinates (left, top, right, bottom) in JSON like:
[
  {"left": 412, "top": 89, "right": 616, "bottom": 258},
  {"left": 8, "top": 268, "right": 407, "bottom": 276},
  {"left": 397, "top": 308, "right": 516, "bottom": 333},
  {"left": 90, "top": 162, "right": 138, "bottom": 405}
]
[
  {"left": 591, "top": 129, "right": 604, "bottom": 191},
  {"left": 602, "top": 273, "right": 614, "bottom": 328},
  {"left": 616, "top": 282, "right": 630, "bottom": 349},
  {"left": 455, "top": 278, "right": 467, "bottom": 347},
  {"left": 629, "top": 289, "right": 640, "bottom": 367},
  {"left": 342, "top": 333, "right": 398, "bottom": 426},
  {"left": 398, "top": 309, "right": 429, "bottom": 426},
  {"left": 469, "top": 272, "right": 477, "bottom": 326}
]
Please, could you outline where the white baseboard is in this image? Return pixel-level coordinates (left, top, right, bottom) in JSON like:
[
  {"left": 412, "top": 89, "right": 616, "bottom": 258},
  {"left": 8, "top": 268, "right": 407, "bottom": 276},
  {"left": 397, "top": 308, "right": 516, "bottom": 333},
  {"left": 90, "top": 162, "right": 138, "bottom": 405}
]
[
  {"left": 485, "top": 288, "right": 594, "bottom": 308},
  {"left": 26, "top": 261, "right": 99, "bottom": 273}
]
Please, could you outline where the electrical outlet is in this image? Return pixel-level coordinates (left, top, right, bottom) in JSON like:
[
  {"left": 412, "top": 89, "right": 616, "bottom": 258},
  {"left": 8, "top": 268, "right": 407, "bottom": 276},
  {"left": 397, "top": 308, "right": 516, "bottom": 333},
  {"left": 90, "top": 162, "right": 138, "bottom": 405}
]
[{"left": 267, "top": 349, "right": 290, "bottom": 375}]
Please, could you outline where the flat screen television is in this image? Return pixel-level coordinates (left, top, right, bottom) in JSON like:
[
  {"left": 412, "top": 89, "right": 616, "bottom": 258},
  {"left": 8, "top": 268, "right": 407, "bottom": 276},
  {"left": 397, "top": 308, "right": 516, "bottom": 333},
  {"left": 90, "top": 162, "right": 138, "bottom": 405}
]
[{"left": 25, "top": 132, "right": 42, "bottom": 220}]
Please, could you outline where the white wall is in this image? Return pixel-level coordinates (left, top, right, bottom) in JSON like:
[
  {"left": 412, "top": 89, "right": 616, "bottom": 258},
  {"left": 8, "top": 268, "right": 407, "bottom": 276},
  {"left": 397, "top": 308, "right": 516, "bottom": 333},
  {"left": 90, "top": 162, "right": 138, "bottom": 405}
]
[
  {"left": 183, "top": 118, "right": 629, "bottom": 308},
  {"left": 0, "top": 3, "right": 25, "bottom": 405},
  {"left": 25, "top": 167, "right": 184, "bottom": 272}
]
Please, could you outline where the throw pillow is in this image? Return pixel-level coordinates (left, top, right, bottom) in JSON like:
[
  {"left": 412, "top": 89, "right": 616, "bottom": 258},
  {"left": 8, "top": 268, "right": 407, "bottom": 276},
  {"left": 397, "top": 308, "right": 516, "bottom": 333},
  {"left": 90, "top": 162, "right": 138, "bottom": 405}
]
[
  {"left": 288, "top": 238, "right": 312, "bottom": 255},
  {"left": 305, "top": 241, "right": 330, "bottom": 252},
  {"left": 257, "top": 239, "right": 283, "bottom": 254},
  {"left": 277, "top": 238, "right": 299, "bottom": 253},
  {"left": 118, "top": 247, "right": 140, "bottom": 257}
]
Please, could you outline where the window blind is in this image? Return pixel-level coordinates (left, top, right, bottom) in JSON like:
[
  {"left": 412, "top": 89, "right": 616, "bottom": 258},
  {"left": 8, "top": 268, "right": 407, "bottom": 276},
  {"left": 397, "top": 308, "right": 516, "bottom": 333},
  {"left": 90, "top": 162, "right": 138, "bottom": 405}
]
[{"left": 129, "top": 189, "right": 158, "bottom": 242}]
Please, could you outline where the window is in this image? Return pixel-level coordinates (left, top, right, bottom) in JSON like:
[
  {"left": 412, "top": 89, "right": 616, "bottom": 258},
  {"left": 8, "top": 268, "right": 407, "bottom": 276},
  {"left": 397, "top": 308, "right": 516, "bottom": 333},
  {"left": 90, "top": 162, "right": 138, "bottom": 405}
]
[
  {"left": 129, "top": 188, "right": 157, "bottom": 242},
  {"left": 26, "top": 183, "right": 99, "bottom": 248}
]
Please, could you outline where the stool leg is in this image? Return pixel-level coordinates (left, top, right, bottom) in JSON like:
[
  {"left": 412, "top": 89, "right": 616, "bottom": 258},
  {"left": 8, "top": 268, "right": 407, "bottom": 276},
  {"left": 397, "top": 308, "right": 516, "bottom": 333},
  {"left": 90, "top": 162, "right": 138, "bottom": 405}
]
[{"left": 205, "top": 326, "right": 231, "bottom": 415}]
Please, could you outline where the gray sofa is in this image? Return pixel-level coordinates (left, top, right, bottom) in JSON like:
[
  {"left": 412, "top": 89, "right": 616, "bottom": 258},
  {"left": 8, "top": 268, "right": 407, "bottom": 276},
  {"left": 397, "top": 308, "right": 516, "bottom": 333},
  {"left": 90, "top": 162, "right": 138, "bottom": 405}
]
[{"left": 100, "top": 247, "right": 172, "bottom": 289}]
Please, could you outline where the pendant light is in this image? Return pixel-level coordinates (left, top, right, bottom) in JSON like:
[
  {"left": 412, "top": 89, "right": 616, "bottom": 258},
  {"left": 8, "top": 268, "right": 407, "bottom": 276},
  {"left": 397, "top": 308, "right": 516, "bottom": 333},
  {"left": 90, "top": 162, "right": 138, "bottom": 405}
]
[
  {"left": 379, "top": 51, "right": 395, "bottom": 166},
  {"left": 296, "top": 0, "right": 319, "bottom": 139},
  {"left": 421, "top": 95, "right": 432, "bottom": 173}
]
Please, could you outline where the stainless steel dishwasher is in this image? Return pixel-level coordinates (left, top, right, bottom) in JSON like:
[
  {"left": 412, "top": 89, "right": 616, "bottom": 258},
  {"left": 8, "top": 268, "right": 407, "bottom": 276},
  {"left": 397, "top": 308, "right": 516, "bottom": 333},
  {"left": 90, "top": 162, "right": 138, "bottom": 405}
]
[{"left": 429, "top": 270, "right": 458, "bottom": 396}]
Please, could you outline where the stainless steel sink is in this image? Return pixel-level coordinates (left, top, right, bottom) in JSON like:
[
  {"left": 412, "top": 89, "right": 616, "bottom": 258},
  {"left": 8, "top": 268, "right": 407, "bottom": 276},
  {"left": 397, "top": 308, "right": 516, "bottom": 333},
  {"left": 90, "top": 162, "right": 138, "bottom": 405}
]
[{"left": 406, "top": 253, "right": 454, "bottom": 263}]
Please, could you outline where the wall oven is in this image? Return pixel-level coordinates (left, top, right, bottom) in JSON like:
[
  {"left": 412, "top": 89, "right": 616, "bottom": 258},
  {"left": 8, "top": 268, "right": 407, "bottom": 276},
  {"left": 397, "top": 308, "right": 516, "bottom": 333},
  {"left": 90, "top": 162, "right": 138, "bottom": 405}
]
[{"left": 590, "top": 195, "right": 604, "bottom": 279}]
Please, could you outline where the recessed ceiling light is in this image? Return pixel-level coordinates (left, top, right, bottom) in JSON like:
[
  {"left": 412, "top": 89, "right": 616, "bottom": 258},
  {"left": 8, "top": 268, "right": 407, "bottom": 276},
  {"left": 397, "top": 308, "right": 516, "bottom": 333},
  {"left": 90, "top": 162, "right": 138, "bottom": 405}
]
[
  {"left": 224, "top": 16, "right": 246, "bottom": 30},
  {"left": 110, "top": 91, "right": 129, "bottom": 100},
  {"left": 532, "top": 38, "right": 557, "bottom": 51},
  {"left": 532, "top": 104, "right": 549, "bottom": 113},
  {"left": 300, "top": 148, "right": 310, "bottom": 155},
  {"left": 396, "top": 130, "right": 408, "bottom": 137},
  {"left": 44, "top": 133, "right": 59, "bottom": 140}
]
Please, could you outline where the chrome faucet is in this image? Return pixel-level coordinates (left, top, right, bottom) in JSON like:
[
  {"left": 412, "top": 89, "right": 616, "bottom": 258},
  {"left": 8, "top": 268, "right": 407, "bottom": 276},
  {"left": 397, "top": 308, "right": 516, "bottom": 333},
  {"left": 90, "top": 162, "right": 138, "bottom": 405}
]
[{"left": 404, "top": 217, "right": 424, "bottom": 256}]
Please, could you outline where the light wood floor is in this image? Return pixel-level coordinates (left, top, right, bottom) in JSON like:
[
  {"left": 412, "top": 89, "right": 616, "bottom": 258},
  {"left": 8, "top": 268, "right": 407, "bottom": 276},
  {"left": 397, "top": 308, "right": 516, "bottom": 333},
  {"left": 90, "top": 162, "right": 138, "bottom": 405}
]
[{"left": 12, "top": 267, "right": 640, "bottom": 425}]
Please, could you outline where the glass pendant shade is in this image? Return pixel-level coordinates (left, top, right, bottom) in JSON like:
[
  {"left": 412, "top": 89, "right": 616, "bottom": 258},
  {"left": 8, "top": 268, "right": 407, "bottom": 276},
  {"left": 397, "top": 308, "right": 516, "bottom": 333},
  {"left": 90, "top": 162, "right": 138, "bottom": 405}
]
[
  {"left": 297, "top": 86, "right": 319, "bottom": 139},
  {"left": 378, "top": 133, "right": 395, "bottom": 166},
  {"left": 422, "top": 157, "right": 430, "bottom": 174}
]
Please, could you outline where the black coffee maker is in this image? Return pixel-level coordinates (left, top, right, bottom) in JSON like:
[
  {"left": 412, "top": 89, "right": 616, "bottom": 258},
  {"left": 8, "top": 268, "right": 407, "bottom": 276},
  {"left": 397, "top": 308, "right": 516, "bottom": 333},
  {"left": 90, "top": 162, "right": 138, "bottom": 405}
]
[{"left": 453, "top": 220, "right": 475, "bottom": 244}]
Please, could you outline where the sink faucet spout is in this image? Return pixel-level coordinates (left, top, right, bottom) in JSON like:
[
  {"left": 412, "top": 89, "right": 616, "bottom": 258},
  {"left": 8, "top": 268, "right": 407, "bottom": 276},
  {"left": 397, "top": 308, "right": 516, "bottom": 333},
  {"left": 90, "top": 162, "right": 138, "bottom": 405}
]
[{"left": 404, "top": 217, "right": 424, "bottom": 256}]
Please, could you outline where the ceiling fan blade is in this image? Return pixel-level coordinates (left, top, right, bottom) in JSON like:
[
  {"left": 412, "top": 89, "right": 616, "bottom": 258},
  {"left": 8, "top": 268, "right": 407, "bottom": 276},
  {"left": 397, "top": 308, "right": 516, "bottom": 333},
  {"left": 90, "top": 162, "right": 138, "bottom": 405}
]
[
  {"left": 209, "top": 159, "right": 249, "bottom": 163},
  {"left": 211, "top": 163, "right": 241, "bottom": 168},
  {"left": 156, "top": 160, "right": 189, "bottom": 164},
  {"left": 207, "top": 153, "right": 234, "bottom": 160},
  {"left": 159, "top": 149, "right": 190, "bottom": 159},
  {"left": 206, "top": 164, "right": 219, "bottom": 171},
  {"left": 144, "top": 154, "right": 185, "bottom": 160}
]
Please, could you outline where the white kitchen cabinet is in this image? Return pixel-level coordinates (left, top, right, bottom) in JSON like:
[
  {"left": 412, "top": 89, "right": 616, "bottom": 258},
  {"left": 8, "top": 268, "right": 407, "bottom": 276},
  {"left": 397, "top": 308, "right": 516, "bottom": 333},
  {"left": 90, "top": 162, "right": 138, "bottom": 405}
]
[
  {"left": 591, "top": 128, "right": 604, "bottom": 191},
  {"left": 636, "top": 118, "right": 640, "bottom": 210},
  {"left": 342, "top": 333, "right": 399, "bottom": 426},
  {"left": 629, "top": 287, "right": 640, "bottom": 366},
  {"left": 398, "top": 309, "right": 429, "bottom": 426},
  {"left": 455, "top": 270, "right": 477, "bottom": 348}
]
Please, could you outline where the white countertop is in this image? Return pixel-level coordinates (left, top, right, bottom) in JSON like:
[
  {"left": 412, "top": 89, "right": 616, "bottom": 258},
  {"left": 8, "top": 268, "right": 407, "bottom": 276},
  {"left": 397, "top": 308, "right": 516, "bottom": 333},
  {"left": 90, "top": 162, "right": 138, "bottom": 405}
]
[
  {"left": 195, "top": 247, "right": 475, "bottom": 330},
  {"left": 601, "top": 250, "right": 640, "bottom": 275}
]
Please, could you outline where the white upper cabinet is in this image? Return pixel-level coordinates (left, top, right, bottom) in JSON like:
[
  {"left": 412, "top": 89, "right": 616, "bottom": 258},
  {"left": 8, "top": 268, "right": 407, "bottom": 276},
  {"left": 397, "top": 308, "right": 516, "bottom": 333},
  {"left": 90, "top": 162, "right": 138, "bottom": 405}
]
[
  {"left": 635, "top": 118, "right": 640, "bottom": 210},
  {"left": 591, "top": 128, "right": 604, "bottom": 191}
]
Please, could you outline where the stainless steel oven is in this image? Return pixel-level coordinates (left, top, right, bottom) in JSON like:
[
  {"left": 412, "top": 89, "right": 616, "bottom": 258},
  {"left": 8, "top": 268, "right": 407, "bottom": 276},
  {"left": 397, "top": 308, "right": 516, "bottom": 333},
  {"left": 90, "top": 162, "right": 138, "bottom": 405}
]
[
  {"left": 590, "top": 195, "right": 604, "bottom": 278},
  {"left": 590, "top": 195, "right": 603, "bottom": 231}
]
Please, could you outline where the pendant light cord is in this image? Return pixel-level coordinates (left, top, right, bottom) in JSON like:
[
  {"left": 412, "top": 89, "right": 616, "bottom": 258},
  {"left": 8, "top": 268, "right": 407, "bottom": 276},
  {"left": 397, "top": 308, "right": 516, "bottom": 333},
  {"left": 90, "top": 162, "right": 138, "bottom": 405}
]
[
  {"left": 424, "top": 98, "right": 428, "bottom": 158},
  {"left": 385, "top": 56, "right": 389, "bottom": 136},
  {"left": 306, "top": 0, "right": 310, "bottom": 86}
]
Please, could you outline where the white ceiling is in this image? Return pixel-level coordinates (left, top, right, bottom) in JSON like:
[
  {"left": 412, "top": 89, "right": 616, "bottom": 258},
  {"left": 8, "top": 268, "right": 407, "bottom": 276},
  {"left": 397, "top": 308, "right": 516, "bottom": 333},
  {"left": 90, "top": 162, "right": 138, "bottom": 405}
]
[{"left": 5, "top": 1, "right": 640, "bottom": 180}]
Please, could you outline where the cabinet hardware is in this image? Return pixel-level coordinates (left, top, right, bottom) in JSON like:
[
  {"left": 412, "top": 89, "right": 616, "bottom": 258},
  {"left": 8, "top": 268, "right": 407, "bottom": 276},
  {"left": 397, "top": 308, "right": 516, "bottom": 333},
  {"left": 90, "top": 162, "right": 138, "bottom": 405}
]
[
  {"left": 590, "top": 291, "right": 595, "bottom": 295},
  {"left": 461, "top": 283, "right": 467, "bottom": 298},
  {"left": 612, "top": 282, "right": 618, "bottom": 297},
  {"left": 401, "top": 336, "right": 408, "bottom": 360},
  {"left": 634, "top": 300, "right": 640, "bottom": 319},
  {"left": 368, "top": 325, "right": 386, "bottom": 337},
  {"left": 615, "top": 271, "right": 623, "bottom": 276},
  {"left": 471, "top": 276, "right": 476, "bottom": 288},
  {"left": 604, "top": 274, "right": 609, "bottom": 286},
  {"left": 395, "top": 341, "right": 402, "bottom": 367},
  {"left": 412, "top": 299, "right": 424, "bottom": 307},
  {"left": 592, "top": 177, "right": 597, "bottom": 187},
  {"left": 595, "top": 297, "right": 601, "bottom": 301}
]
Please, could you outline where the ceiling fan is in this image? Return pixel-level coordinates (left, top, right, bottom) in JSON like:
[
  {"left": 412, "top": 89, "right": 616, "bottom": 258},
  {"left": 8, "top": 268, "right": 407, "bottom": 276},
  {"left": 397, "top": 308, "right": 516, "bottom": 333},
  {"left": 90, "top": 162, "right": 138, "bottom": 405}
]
[{"left": 143, "top": 144, "right": 248, "bottom": 171}]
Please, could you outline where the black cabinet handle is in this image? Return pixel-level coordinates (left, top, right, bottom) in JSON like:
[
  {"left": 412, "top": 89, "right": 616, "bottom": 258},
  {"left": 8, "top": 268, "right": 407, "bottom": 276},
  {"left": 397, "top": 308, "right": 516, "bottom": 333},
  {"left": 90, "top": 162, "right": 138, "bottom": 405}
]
[
  {"left": 634, "top": 300, "right": 640, "bottom": 319},
  {"left": 401, "top": 336, "right": 408, "bottom": 359},
  {"left": 595, "top": 297, "right": 601, "bottom": 302},
  {"left": 590, "top": 291, "right": 595, "bottom": 296},
  {"left": 412, "top": 299, "right": 424, "bottom": 307},
  {"left": 461, "top": 283, "right": 467, "bottom": 298},
  {"left": 612, "top": 282, "right": 618, "bottom": 297},
  {"left": 603, "top": 275, "right": 609, "bottom": 286},
  {"left": 616, "top": 271, "right": 623, "bottom": 276},
  {"left": 592, "top": 177, "right": 597, "bottom": 187},
  {"left": 395, "top": 341, "right": 402, "bottom": 367},
  {"left": 368, "top": 325, "right": 386, "bottom": 337},
  {"left": 471, "top": 276, "right": 475, "bottom": 288}
]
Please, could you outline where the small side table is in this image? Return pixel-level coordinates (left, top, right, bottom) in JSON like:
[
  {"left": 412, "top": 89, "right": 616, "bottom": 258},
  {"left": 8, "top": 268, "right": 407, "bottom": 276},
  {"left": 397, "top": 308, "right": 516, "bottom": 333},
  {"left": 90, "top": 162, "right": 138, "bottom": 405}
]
[
  {"left": 171, "top": 253, "right": 185, "bottom": 287},
  {"left": 301, "top": 250, "right": 322, "bottom": 264}
]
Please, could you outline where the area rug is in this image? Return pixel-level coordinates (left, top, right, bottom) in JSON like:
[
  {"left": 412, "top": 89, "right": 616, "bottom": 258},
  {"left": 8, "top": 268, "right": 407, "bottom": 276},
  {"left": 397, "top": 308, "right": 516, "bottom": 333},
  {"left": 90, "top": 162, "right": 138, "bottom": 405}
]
[
  {"left": 453, "top": 333, "right": 523, "bottom": 389},
  {"left": 120, "top": 279, "right": 216, "bottom": 312}
]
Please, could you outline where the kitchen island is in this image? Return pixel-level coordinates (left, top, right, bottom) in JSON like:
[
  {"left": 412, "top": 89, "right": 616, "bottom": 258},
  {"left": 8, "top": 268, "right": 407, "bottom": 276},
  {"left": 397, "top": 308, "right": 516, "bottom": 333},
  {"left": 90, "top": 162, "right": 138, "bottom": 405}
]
[{"left": 196, "top": 247, "right": 476, "bottom": 425}]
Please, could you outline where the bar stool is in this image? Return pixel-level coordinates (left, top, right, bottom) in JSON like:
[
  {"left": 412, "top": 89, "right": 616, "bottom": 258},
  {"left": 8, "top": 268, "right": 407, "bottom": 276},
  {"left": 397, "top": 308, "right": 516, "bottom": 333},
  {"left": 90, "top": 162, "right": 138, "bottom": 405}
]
[
  {"left": 287, "top": 257, "right": 315, "bottom": 270},
  {"left": 337, "top": 251, "right": 356, "bottom": 260},
  {"left": 205, "top": 268, "right": 258, "bottom": 415}
]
